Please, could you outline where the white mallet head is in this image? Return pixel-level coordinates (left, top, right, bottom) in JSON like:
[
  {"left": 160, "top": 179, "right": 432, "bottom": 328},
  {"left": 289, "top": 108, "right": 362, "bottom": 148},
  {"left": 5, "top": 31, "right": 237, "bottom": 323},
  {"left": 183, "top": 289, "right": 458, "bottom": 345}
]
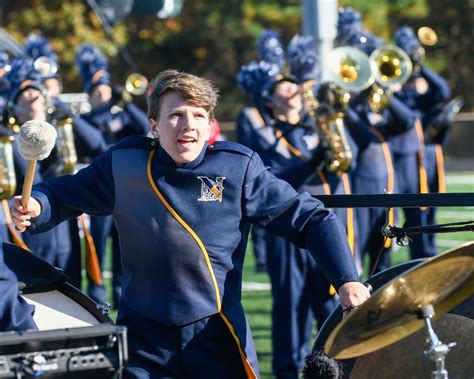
[{"left": 19, "top": 120, "right": 57, "bottom": 161}]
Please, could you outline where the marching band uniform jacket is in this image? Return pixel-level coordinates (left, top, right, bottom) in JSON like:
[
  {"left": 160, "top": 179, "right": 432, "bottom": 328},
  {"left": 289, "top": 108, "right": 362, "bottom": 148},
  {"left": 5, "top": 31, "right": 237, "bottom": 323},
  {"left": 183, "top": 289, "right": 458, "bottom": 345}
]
[
  {"left": 81, "top": 100, "right": 149, "bottom": 145},
  {"left": 0, "top": 247, "right": 36, "bottom": 332},
  {"left": 28, "top": 136, "right": 359, "bottom": 375}
]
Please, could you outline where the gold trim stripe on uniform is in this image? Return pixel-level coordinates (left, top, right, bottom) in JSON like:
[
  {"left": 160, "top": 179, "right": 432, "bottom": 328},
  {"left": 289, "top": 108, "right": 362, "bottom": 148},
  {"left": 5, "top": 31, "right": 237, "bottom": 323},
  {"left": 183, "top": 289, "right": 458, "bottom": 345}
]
[
  {"left": 435, "top": 144, "right": 446, "bottom": 193},
  {"left": 371, "top": 127, "right": 394, "bottom": 248},
  {"left": 317, "top": 171, "right": 331, "bottom": 195},
  {"left": 414, "top": 120, "right": 429, "bottom": 211},
  {"left": 273, "top": 128, "right": 309, "bottom": 162},
  {"left": 341, "top": 173, "right": 355, "bottom": 256},
  {"left": 219, "top": 313, "right": 258, "bottom": 379},
  {"left": 146, "top": 149, "right": 222, "bottom": 313}
]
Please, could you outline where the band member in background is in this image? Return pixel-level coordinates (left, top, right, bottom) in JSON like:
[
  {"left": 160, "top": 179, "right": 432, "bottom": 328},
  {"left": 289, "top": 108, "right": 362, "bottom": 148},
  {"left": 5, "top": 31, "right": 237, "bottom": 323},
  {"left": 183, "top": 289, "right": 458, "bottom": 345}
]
[
  {"left": 236, "top": 29, "right": 286, "bottom": 274},
  {"left": 3, "top": 58, "right": 84, "bottom": 287},
  {"left": 237, "top": 34, "right": 360, "bottom": 379},
  {"left": 12, "top": 69, "right": 370, "bottom": 378},
  {"left": 342, "top": 30, "right": 418, "bottom": 273},
  {"left": 75, "top": 43, "right": 149, "bottom": 307},
  {"left": 394, "top": 26, "right": 453, "bottom": 257},
  {"left": 23, "top": 34, "right": 108, "bottom": 159}
]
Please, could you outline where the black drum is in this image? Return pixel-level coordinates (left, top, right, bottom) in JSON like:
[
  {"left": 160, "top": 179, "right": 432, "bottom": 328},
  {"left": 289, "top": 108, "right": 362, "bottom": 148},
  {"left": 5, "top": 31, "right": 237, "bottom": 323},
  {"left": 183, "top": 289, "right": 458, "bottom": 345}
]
[
  {"left": 3, "top": 242, "right": 112, "bottom": 330},
  {"left": 308, "top": 259, "right": 474, "bottom": 378}
]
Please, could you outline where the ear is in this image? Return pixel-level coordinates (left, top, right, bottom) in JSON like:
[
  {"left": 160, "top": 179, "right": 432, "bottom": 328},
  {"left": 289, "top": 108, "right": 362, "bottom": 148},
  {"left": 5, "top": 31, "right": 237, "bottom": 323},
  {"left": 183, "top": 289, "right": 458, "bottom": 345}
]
[{"left": 149, "top": 118, "right": 159, "bottom": 139}]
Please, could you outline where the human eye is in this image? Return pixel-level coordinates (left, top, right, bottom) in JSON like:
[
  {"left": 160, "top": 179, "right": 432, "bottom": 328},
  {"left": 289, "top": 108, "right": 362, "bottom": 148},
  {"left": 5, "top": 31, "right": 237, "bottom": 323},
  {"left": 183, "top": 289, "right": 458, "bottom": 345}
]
[
  {"left": 194, "top": 111, "right": 207, "bottom": 119},
  {"left": 169, "top": 112, "right": 180, "bottom": 119}
]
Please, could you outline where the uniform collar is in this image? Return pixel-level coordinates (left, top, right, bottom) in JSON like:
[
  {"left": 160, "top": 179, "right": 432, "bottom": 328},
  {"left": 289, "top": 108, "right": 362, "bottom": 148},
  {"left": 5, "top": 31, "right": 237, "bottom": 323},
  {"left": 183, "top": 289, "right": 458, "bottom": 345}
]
[{"left": 155, "top": 141, "right": 208, "bottom": 170}]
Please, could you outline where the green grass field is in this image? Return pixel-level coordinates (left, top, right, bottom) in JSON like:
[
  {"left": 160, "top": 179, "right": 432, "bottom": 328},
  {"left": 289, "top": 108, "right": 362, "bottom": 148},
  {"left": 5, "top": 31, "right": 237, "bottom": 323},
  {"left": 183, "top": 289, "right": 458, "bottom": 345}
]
[{"left": 95, "top": 172, "right": 473, "bottom": 378}]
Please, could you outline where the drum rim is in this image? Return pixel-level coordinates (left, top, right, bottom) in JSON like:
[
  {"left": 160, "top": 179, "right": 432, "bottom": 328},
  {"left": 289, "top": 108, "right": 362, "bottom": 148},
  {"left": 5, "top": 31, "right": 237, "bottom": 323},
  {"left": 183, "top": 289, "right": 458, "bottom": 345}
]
[{"left": 57, "top": 282, "right": 113, "bottom": 324}]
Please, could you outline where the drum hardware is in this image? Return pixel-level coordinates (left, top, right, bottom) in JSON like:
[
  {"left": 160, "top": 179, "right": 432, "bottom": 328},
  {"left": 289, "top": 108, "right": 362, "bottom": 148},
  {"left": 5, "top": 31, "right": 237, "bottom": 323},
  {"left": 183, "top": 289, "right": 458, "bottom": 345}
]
[
  {"left": 324, "top": 241, "right": 474, "bottom": 359},
  {"left": 0, "top": 324, "right": 127, "bottom": 378},
  {"left": 97, "top": 302, "right": 112, "bottom": 316},
  {"left": 416, "top": 305, "right": 456, "bottom": 379}
]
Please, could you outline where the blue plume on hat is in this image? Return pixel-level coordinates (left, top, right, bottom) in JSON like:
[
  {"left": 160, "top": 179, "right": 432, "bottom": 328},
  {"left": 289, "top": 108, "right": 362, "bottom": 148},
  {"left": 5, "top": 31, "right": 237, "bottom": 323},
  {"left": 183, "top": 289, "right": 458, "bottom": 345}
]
[
  {"left": 0, "top": 47, "right": 10, "bottom": 72},
  {"left": 5, "top": 57, "right": 44, "bottom": 105},
  {"left": 394, "top": 26, "right": 421, "bottom": 56},
  {"left": 236, "top": 60, "right": 279, "bottom": 101},
  {"left": 257, "top": 29, "right": 285, "bottom": 73},
  {"left": 346, "top": 30, "right": 384, "bottom": 55},
  {"left": 286, "top": 35, "right": 319, "bottom": 83},
  {"left": 75, "top": 43, "right": 111, "bottom": 93},
  {"left": 24, "top": 34, "right": 58, "bottom": 63},
  {"left": 336, "top": 7, "right": 364, "bottom": 46}
]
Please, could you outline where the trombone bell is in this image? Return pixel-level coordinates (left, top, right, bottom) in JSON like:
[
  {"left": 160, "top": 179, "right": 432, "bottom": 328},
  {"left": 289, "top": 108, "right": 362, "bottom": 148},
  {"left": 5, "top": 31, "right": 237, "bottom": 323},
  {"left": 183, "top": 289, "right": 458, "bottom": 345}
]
[
  {"left": 417, "top": 26, "right": 438, "bottom": 46},
  {"left": 34, "top": 56, "right": 58, "bottom": 78},
  {"left": 125, "top": 73, "right": 148, "bottom": 96},
  {"left": 369, "top": 45, "right": 413, "bottom": 88},
  {"left": 326, "top": 46, "right": 374, "bottom": 92}
]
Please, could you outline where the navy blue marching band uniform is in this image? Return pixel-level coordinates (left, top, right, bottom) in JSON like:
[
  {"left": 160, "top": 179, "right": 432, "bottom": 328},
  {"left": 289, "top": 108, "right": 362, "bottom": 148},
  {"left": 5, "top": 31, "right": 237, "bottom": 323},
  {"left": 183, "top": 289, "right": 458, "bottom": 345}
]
[
  {"left": 394, "top": 26, "right": 452, "bottom": 256},
  {"left": 0, "top": 245, "right": 36, "bottom": 332},
  {"left": 1, "top": 56, "right": 86, "bottom": 288},
  {"left": 27, "top": 136, "right": 360, "bottom": 377},
  {"left": 237, "top": 34, "right": 360, "bottom": 379},
  {"left": 76, "top": 43, "right": 149, "bottom": 306},
  {"left": 346, "top": 91, "right": 417, "bottom": 271},
  {"left": 341, "top": 29, "right": 418, "bottom": 272}
]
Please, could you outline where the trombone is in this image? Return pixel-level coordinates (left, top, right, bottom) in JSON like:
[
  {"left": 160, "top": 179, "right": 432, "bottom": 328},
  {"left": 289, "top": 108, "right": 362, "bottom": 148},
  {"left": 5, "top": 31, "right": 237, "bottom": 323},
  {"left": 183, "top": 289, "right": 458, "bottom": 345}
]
[
  {"left": 326, "top": 46, "right": 374, "bottom": 93},
  {"left": 124, "top": 73, "right": 148, "bottom": 97},
  {"left": 368, "top": 45, "right": 413, "bottom": 112},
  {"left": 116, "top": 73, "right": 148, "bottom": 106}
]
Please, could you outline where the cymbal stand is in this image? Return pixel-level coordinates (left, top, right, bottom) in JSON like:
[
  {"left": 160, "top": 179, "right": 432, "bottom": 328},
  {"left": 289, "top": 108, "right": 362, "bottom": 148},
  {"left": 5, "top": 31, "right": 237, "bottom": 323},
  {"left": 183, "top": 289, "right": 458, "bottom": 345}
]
[{"left": 416, "top": 305, "right": 457, "bottom": 379}]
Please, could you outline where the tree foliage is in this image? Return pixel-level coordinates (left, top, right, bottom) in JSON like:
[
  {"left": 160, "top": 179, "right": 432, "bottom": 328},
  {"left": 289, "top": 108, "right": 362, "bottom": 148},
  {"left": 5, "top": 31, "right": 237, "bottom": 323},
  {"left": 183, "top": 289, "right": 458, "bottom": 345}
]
[{"left": 0, "top": 0, "right": 471, "bottom": 121}]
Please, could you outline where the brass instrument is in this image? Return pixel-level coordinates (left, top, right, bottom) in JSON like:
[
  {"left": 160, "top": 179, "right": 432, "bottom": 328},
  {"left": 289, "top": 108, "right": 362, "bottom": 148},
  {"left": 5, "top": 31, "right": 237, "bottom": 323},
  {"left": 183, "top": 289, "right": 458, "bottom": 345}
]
[
  {"left": 369, "top": 45, "right": 413, "bottom": 88},
  {"left": 300, "top": 81, "right": 353, "bottom": 173},
  {"left": 0, "top": 136, "right": 17, "bottom": 199},
  {"left": 368, "top": 45, "right": 413, "bottom": 112},
  {"left": 114, "top": 73, "right": 148, "bottom": 109},
  {"left": 125, "top": 73, "right": 148, "bottom": 96},
  {"left": 417, "top": 26, "right": 438, "bottom": 46},
  {"left": 34, "top": 56, "right": 58, "bottom": 78},
  {"left": 304, "top": 46, "right": 375, "bottom": 172},
  {"left": 52, "top": 117, "right": 77, "bottom": 175},
  {"left": 326, "top": 46, "right": 374, "bottom": 92}
]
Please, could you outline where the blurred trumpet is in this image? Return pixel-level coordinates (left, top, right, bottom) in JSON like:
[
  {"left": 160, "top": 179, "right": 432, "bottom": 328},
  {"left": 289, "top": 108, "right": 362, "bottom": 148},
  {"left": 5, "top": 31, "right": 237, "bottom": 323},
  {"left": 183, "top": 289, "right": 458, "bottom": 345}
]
[
  {"left": 0, "top": 136, "right": 17, "bottom": 199},
  {"left": 417, "top": 26, "right": 438, "bottom": 46},
  {"left": 125, "top": 73, "right": 148, "bottom": 96},
  {"left": 34, "top": 56, "right": 58, "bottom": 78}
]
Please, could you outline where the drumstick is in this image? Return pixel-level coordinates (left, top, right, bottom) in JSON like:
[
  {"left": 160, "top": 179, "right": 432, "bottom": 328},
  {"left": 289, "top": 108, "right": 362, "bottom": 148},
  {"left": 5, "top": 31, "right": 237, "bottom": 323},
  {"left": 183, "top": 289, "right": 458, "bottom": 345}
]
[{"left": 18, "top": 120, "right": 57, "bottom": 208}]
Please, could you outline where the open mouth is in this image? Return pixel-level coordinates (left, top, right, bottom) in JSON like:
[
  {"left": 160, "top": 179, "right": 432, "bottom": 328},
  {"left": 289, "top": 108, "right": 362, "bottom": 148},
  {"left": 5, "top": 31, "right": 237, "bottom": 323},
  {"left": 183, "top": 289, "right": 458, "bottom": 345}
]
[{"left": 177, "top": 137, "right": 197, "bottom": 147}]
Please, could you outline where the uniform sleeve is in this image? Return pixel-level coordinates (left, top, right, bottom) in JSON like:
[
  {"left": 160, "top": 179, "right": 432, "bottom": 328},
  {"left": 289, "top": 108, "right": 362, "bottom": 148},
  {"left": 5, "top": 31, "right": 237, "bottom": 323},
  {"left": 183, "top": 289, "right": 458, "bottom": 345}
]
[
  {"left": 73, "top": 116, "right": 108, "bottom": 158},
  {"left": 123, "top": 103, "right": 149, "bottom": 136},
  {"left": 385, "top": 95, "right": 417, "bottom": 135},
  {"left": 28, "top": 149, "right": 115, "bottom": 234},
  {"left": 420, "top": 66, "right": 451, "bottom": 103},
  {"left": 236, "top": 109, "right": 256, "bottom": 149},
  {"left": 243, "top": 152, "right": 359, "bottom": 289},
  {"left": 345, "top": 107, "right": 372, "bottom": 152},
  {"left": 0, "top": 251, "right": 36, "bottom": 332}
]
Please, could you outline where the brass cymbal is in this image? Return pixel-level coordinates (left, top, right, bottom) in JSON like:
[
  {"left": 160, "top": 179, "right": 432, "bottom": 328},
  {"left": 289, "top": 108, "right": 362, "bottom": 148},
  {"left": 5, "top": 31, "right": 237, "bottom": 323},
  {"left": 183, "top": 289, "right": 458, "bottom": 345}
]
[{"left": 324, "top": 241, "right": 474, "bottom": 359}]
